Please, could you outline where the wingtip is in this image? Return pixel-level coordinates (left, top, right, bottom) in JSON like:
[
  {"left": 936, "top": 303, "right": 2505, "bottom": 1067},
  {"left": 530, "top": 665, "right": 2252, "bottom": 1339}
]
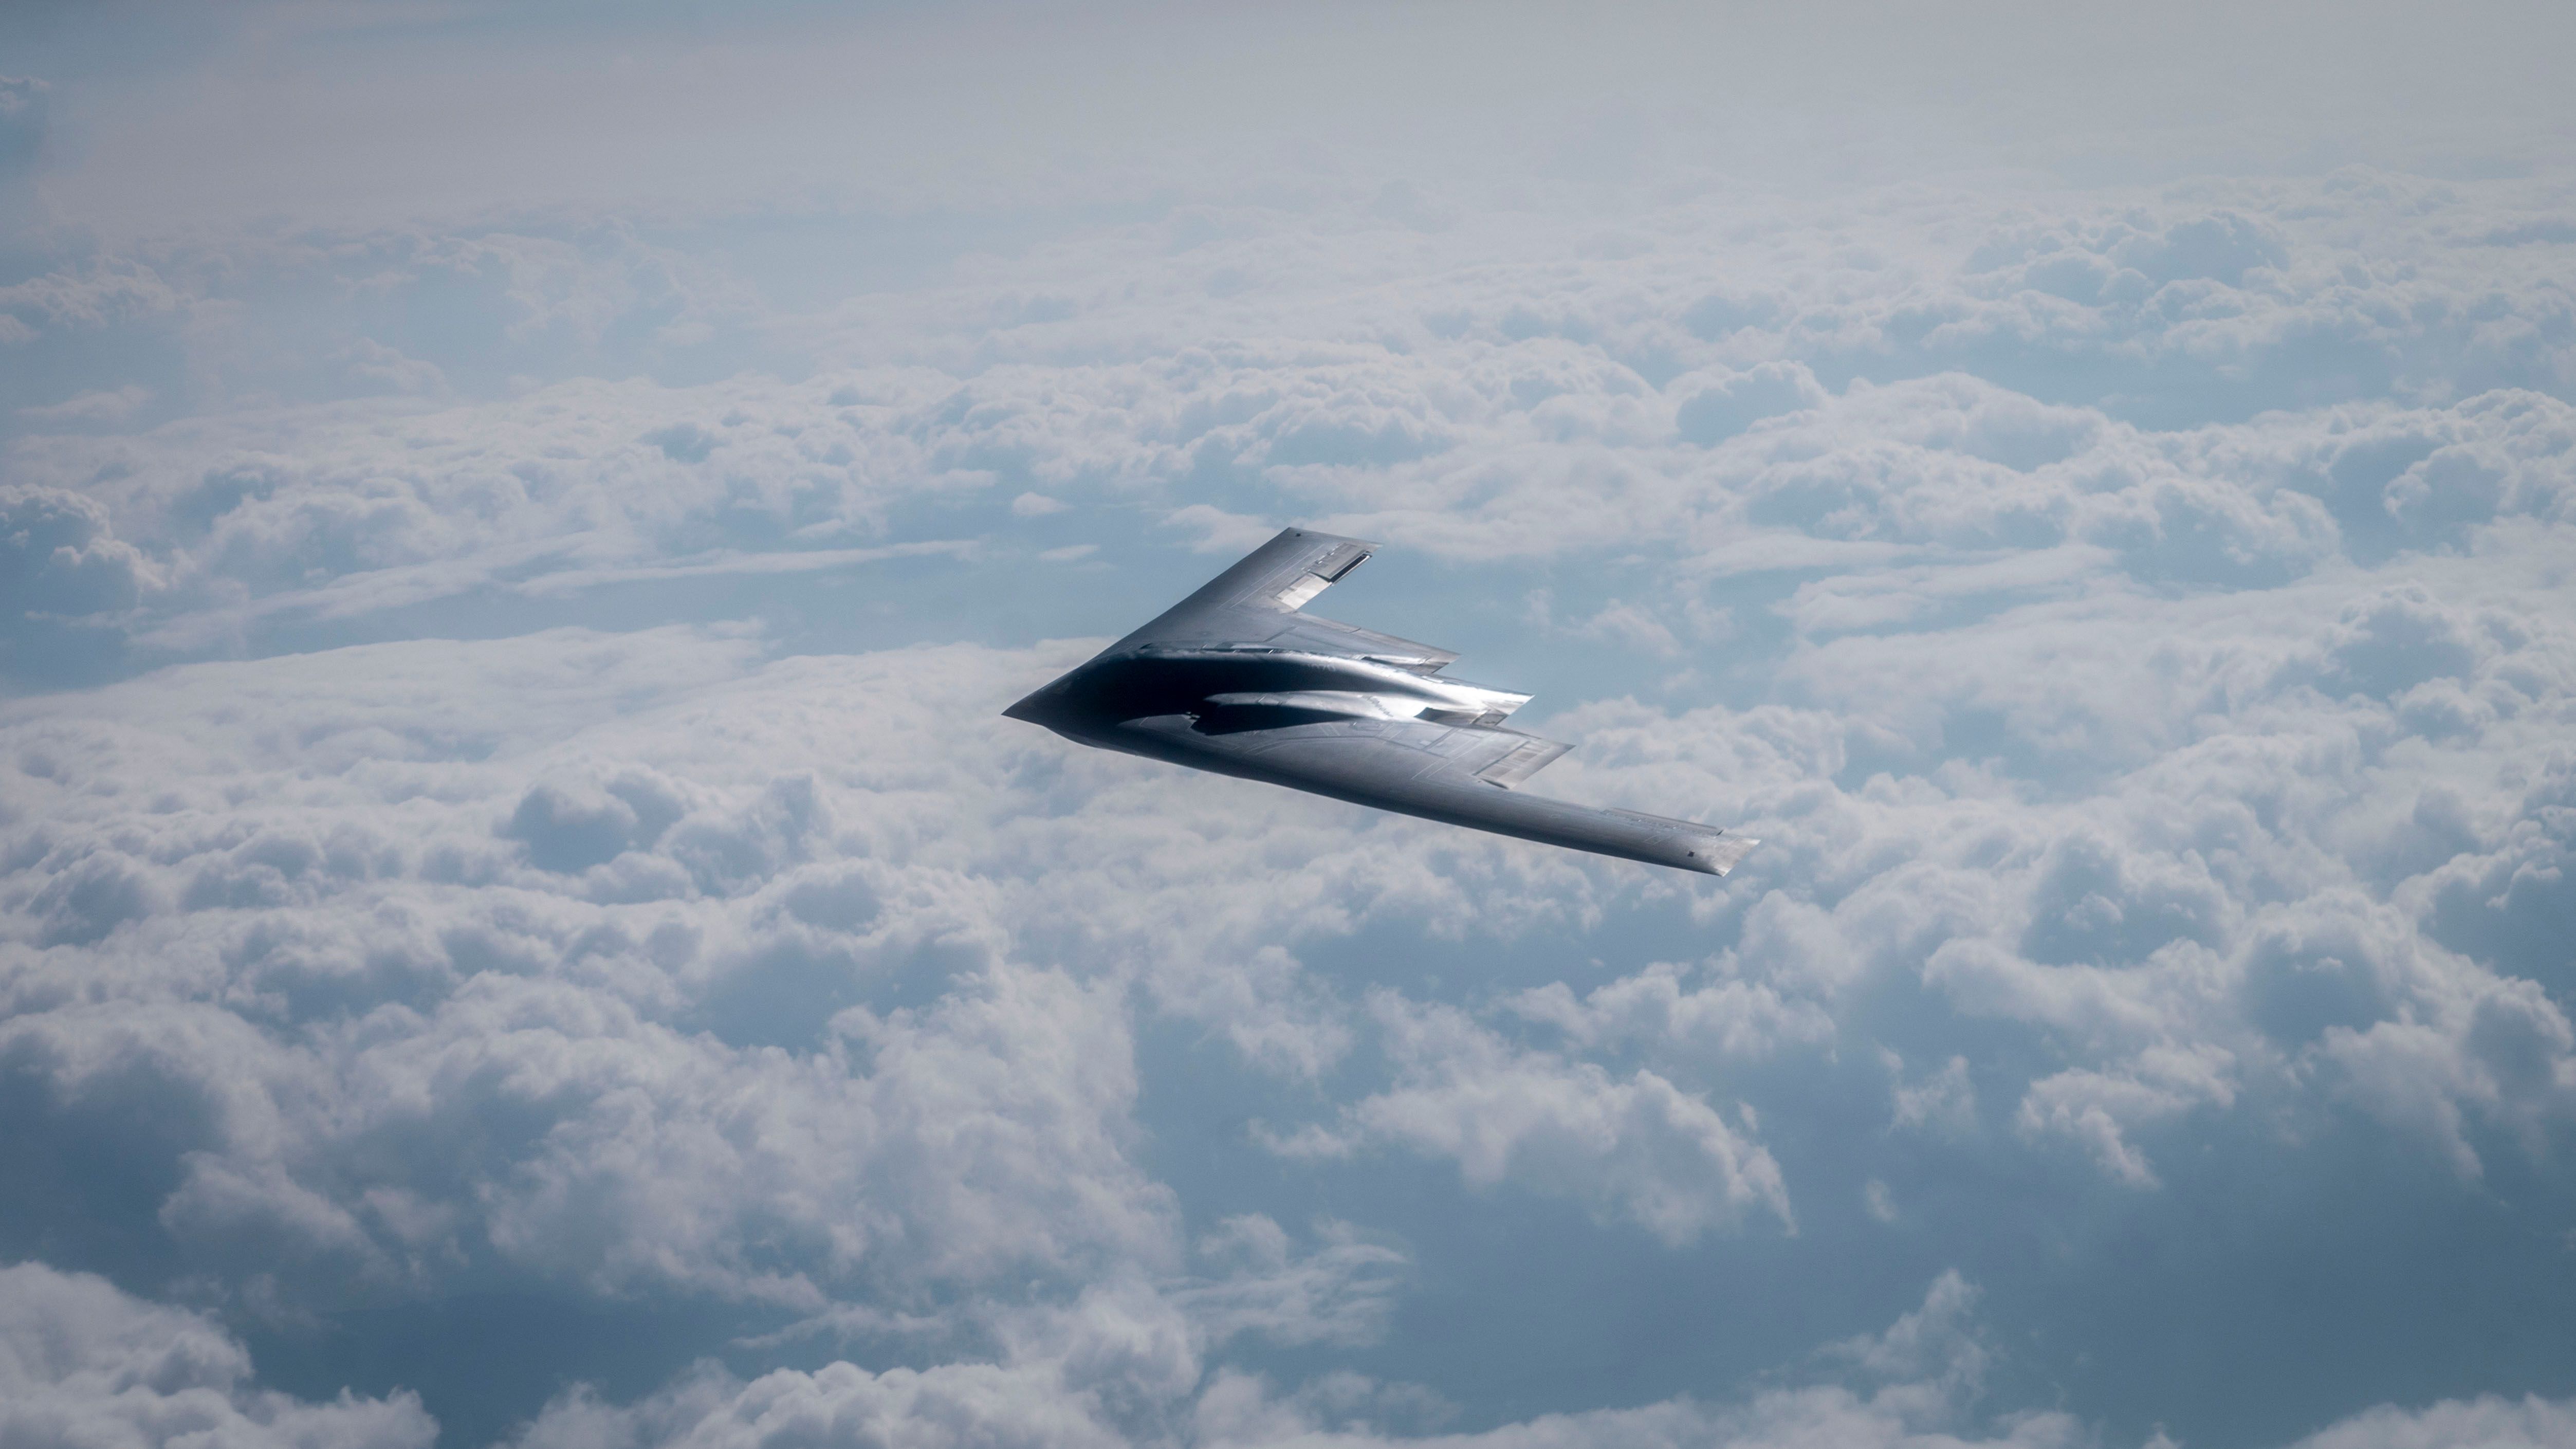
[{"left": 1699, "top": 835, "right": 1761, "bottom": 876}]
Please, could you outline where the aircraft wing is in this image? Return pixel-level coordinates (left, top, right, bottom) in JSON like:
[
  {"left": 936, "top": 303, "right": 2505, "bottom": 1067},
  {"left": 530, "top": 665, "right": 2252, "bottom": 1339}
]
[
  {"left": 1266, "top": 612, "right": 1461, "bottom": 675},
  {"left": 1115, "top": 709, "right": 1759, "bottom": 875},
  {"left": 1111, "top": 527, "right": 1465, "bottom": 674},
  {"left": 1113, "top": 528, "right": 1377, "bottom": 640}
]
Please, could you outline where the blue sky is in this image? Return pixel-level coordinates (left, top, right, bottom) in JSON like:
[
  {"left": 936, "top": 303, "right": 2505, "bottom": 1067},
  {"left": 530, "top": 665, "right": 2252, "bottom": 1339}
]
[{"left": 4, "top": 4, "right": 2575, "bottom": 1447}]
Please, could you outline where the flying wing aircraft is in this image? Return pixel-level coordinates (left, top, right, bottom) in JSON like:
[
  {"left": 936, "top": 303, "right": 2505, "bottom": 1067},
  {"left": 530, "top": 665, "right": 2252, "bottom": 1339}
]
[{"left": 1003, "top": 527, "right": 1761, "bottom": 875}]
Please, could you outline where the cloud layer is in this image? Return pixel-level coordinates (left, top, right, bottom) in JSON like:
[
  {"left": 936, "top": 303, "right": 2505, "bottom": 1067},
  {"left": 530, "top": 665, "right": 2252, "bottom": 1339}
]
[{"left": 5, "top": 3, "right": 2575, "bottom": 1447}]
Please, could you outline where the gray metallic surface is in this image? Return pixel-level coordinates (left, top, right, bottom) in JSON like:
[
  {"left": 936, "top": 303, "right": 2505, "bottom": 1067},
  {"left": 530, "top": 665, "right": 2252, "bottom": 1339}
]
[{"left": 1004, "top": 528, "right": 1760, "bottom": 875}]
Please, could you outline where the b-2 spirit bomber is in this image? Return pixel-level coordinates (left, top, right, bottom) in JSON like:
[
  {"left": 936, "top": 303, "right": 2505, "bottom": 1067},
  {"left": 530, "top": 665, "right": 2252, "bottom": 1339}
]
[{"left": 1004, "top": 528, "right": 1760, "bottom": 875}]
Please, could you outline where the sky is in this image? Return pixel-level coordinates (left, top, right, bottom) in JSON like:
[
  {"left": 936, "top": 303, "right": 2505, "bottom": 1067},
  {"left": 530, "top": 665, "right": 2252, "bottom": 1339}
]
[{"left": 3, "top": 2, "right": 2575, "bottom": 1447}]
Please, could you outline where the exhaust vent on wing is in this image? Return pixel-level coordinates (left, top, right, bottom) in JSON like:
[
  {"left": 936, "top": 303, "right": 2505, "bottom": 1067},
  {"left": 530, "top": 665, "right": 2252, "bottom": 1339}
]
[
  {"left": 1273, "top": 542, "right": 1371, "bottom": 609},
  {"left": 1474, "top": 734, "right": 1572, "bottom": 789}
]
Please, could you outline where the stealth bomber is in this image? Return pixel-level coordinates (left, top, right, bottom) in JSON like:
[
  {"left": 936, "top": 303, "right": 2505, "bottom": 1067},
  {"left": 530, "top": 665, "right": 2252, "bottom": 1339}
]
[{"left": 1004, "top": 527, "right": 1760, "bottom": 875}]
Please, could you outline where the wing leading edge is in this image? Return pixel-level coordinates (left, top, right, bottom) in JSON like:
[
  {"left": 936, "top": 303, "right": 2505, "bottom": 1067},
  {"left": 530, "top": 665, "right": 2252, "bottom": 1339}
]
[{"left": 1005, "top": 527, "right": 1759, "bottom": 875}]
